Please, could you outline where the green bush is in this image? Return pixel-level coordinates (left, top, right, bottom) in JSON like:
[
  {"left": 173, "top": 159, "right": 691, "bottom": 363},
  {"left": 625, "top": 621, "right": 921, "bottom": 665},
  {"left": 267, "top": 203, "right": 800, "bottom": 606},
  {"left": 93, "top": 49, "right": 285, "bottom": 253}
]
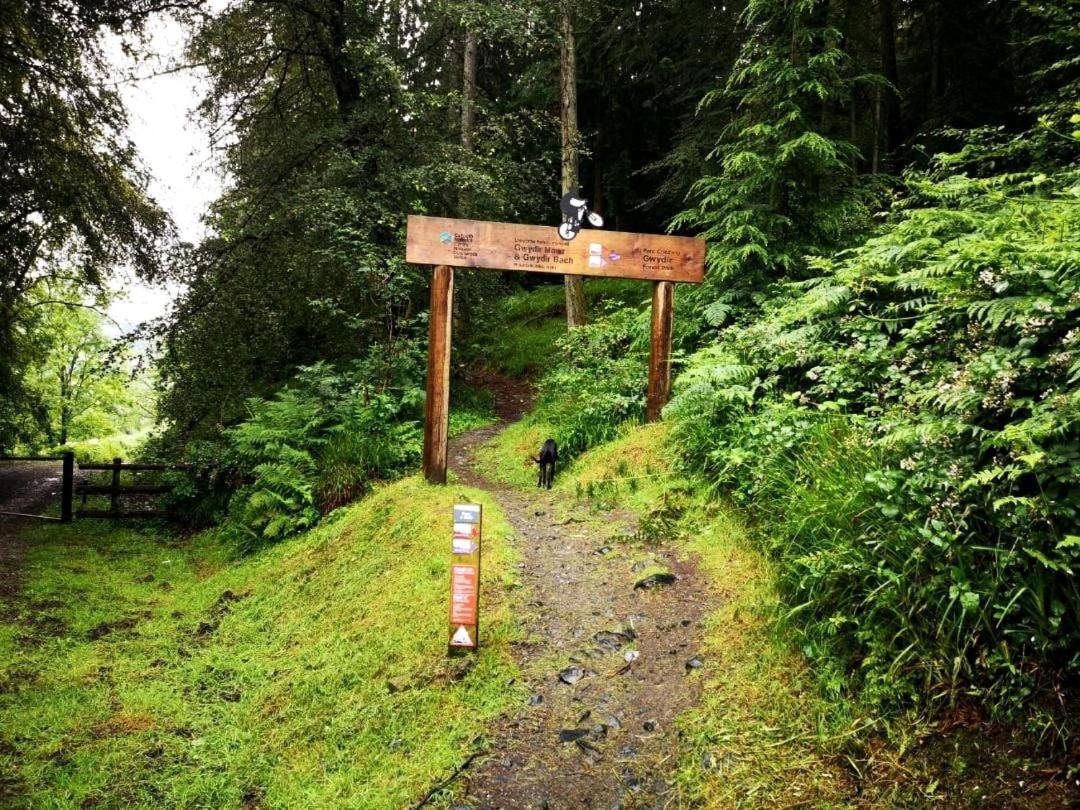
[
  {"left": 532, "top": 307, "right": 650, "bottom": 461},
  {"left": 223, "top": 360, "right": 424, "bottom": 550},
  {"left": 668, "top": 159, "right": 1080, "bottom": 718},
  {"left": 48, "top": 431, "right": 149, "bottom": 466}
]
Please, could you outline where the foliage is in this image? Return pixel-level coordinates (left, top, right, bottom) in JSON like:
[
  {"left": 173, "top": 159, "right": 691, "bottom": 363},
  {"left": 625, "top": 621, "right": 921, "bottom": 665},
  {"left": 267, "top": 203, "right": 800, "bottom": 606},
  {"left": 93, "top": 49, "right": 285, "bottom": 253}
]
[
  {"left": 668, "top": 158, "right": 1080, "bottom": 717},
  {"left": 220, "top": 358, "right": 425, "bottom": 550},
  {"left": 51, "top": 430, "right": 150, "bottom": 466},
  {"left": 467, "top": 280, "right": 649, "bottom": 377},
  {"left": 532, "top": 307, "right": 650, "bottom": 461},
  {"left": 157, "top": 0, "right": 557, "bottom": 437},
  {"left": 670, "top": 0, "right": 875, "bottom": 296},
  {"left": 0, "top": 280, "right": 154, "bottom": 452},
  {"left": 0, "top": 0, "right": 169, "bottom": 446},
  {"left": 0, "top": 477, "right": 521, "bottom": 807}
]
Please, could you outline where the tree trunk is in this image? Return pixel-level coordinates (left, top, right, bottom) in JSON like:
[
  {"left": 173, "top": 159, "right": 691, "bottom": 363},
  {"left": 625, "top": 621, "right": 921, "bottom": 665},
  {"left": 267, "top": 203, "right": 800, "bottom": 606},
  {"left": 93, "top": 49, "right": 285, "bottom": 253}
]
[
  {"left": 872, "top": 85, "right": 882, "bottom": 174},
  {"left": 878, "top": 0, "right": 902, "bottom": 155},
  {"left": 560, "top": 0, "right": 587, "bottom": 328},
  {"left": 462, "top": 30, "right": 477, "bottom": 153},
  {"left": 460, "top": 26, "right": 478, "bottom": 216}
]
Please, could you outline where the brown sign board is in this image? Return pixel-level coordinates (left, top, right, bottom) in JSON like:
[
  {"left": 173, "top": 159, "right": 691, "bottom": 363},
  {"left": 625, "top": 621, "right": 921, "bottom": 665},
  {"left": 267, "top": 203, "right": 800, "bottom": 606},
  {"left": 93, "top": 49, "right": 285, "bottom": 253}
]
[{"left": 406, "top": 215, "right": 705, "bottom": 284}]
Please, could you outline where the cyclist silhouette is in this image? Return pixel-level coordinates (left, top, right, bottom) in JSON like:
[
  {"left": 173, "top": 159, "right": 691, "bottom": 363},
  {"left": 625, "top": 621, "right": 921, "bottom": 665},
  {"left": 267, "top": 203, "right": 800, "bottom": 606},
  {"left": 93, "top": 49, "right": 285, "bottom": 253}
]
[{"left": 558, "top": 188, "right": 604, "bottom": 240}]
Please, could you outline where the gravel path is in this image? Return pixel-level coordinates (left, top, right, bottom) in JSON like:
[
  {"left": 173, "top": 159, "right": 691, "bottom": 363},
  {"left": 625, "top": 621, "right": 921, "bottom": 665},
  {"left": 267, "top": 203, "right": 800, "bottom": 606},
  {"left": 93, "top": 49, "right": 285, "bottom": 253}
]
[
  {"left": 0, "top": 461, "right": 66, "bottom": 614},
  {"left": 450, "top": 381, "right": 714, "bottom": 809}
]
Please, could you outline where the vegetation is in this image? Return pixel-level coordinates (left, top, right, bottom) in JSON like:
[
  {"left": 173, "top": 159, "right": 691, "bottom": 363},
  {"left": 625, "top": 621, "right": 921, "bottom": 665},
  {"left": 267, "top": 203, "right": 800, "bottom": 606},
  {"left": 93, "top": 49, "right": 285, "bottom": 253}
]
[
  {"left": 0, "top": 478, "right": 520, "bottom": 807},
  {"left": 668, "top": 156, "right": 1080, "bottom": 716},
  {"left": 1, "top": 0, "right": 1078, "bottom": 804},
  {"left": 0, "top": 0, "right": 168, "bottom": 448}
]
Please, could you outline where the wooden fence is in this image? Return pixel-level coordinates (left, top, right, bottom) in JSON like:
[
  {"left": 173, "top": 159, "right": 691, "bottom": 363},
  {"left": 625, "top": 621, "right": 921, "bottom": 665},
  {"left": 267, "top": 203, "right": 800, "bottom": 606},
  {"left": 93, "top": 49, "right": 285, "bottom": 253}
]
[{"left": 76, "top": 458, "right": 188, "bottom": 519}]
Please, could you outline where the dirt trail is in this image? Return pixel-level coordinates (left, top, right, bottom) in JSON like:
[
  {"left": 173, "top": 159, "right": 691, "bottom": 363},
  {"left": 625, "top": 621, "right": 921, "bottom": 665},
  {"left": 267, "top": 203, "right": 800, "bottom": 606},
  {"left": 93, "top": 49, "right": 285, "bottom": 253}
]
[
  {"left": 449, "top": 378, "right": 713, "bottom": 809},
  {"left": 0, "top": 461, "right": 69, "bottom": 615}
]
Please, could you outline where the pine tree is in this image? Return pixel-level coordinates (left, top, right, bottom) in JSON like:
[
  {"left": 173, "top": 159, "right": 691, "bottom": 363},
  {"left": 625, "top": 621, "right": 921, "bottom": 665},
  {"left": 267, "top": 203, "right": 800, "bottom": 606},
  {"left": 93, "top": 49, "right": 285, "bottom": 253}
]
[{"left": 671, "top": 0, "right": 870, "bottom": 293}]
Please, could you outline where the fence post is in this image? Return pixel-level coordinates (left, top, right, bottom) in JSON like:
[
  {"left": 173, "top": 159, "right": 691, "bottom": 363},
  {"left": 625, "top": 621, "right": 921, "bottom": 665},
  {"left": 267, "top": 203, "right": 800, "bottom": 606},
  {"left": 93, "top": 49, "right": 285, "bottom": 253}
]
[
  {"left": 110, "top": 457, "right": 122, "bottom": 515},
  {"left": 61, "top": 451, "right": 74, "bottom": 524}
]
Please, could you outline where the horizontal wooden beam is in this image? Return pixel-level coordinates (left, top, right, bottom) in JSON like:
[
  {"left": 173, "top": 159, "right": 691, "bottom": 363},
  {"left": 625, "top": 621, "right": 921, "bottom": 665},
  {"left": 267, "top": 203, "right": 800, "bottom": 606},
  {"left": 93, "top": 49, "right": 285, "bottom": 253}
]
[
  {"left": 0, "top": 511, "right": 60, "bottom": 521},
  {"left": 77, "top": 484, "right": 173, "bottom": 495},
  {"left": 76, "top": 510, "right": 171, "bottom": 519},
  {"left": 78, "top": 463, "right": 187, "bottom": 471},
  {"left": 406, "top": 215, "right": 705, "bottom": 284}
]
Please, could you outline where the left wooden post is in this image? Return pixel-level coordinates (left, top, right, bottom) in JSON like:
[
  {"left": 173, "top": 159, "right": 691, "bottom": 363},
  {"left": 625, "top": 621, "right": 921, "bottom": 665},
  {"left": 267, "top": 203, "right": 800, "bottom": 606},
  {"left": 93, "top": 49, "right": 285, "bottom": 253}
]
[
  {"left": 423, "top": 265, "right": 454, "bottom": 484},
  {"left": 60, "top": 451, "right": 74, "bottom": 523}
]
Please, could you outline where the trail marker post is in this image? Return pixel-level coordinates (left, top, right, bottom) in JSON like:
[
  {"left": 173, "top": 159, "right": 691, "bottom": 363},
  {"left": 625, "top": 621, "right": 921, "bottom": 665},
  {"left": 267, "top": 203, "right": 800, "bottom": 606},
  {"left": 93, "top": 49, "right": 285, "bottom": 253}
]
[
  {"left": 407, "top": 214, "right": 706, "bottom": 485},
  {"left": 449, "top": 503, "right": 482, "bottom": 653}
]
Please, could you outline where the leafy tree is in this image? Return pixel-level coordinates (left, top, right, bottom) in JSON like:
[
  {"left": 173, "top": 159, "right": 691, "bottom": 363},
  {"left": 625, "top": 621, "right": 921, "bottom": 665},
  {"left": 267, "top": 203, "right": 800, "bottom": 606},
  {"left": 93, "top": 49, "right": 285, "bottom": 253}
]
[
  {"left": 21, "top": 281, "right": 151, "bottom": 447},
  {"left": 158, "top": 0, "right": 557, "bottom": 441},
  {"left": 0, "top": 0, "right": 170, "bottom": 446}
]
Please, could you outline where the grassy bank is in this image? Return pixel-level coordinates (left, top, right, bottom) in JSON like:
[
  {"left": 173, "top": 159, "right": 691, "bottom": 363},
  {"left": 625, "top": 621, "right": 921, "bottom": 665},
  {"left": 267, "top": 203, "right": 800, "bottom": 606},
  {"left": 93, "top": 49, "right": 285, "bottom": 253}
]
[
  {"left": 548, "top": 422, "right": 1079, "bottom": 806},
  {"left": 0, "top": 477, "right": 520, "bottom": 808}
]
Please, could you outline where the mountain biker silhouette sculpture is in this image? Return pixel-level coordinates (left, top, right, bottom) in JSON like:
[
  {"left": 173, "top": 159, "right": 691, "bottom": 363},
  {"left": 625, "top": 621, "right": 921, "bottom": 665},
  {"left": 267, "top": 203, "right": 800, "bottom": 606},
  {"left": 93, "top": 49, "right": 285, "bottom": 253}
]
[{"left": 558, "top": 188, "right": 604, "bottom": 241}]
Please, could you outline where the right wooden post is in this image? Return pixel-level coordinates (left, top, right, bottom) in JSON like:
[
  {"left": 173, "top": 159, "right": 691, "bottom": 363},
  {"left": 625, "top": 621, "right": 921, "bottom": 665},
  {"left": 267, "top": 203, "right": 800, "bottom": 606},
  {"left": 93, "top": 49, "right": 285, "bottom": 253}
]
[
  {"left": 646, "top": 280, "right": 675, "bottom": 423},
  {"left": 423, "top": 265, "right": 454, "bottom": 484}
]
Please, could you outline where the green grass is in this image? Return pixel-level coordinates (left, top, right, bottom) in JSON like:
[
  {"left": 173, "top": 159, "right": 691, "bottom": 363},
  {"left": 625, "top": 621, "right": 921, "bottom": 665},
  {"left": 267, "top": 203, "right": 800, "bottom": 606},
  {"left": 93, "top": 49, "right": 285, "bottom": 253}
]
[
  {"left": 560, "top": 423, "right": 858, "bottom": 806},
  {"left": 466, "top": 279, "right": 651, "bottom": 378},
  {"left": 0, "top": 477, "right": 521, "bottom": 808},
  {"left": 472, "top": 419, "right": 556, "bottom": 490}
]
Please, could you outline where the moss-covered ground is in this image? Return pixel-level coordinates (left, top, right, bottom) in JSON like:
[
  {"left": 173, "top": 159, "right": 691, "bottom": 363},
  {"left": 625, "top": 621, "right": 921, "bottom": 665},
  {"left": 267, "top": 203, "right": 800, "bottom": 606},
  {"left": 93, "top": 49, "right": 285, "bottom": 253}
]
[{"left": 0, "top": 478, "right": 520, "bottom": 808}]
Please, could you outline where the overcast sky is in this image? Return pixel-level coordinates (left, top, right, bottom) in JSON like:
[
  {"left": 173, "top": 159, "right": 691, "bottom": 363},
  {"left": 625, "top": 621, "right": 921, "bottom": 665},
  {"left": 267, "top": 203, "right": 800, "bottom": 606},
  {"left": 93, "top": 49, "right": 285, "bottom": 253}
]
[{"left": 102, "top": 14, "right": 223, "bottom": 334}]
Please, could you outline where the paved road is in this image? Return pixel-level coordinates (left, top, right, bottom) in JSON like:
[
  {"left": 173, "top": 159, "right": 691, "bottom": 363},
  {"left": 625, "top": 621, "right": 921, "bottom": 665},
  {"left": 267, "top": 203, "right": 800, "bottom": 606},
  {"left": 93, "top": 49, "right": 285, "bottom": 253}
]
[{"left": 0, "top": 461, "right": 65, "bottom": 518}]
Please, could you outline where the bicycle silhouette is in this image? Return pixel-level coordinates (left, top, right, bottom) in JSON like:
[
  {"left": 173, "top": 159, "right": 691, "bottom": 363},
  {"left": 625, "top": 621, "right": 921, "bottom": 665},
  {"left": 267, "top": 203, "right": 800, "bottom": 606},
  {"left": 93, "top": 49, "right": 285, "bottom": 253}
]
[{"left": 558, "top": 188, "right": 604, "bottom": 241}]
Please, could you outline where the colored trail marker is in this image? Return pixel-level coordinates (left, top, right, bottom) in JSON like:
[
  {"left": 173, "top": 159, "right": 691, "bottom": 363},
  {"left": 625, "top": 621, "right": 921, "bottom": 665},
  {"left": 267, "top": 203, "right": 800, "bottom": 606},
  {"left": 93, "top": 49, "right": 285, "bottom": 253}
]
[{"left": 449, "top": 503, "right": 482, "bottom": 653}]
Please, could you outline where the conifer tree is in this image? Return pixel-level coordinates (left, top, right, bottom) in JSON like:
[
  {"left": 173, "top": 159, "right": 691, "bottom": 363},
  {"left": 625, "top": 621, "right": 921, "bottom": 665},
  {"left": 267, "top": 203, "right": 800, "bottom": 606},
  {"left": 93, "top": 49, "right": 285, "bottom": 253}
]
[{"left": 671, "top": 0, "right": 869, "bottom": 294}]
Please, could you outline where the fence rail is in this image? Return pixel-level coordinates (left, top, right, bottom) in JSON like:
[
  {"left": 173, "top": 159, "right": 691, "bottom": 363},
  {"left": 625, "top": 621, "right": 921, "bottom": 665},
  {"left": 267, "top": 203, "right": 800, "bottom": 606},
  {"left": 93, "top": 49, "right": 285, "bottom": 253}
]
[
  {"left": 76, "top": 457, "right": 186, "bottom": 519},
  {"left": 78, "top": 462, "right": 189, "bottom": 472},
  {"left": 2, "top": 454, "right": 189, "bottom": 522}
]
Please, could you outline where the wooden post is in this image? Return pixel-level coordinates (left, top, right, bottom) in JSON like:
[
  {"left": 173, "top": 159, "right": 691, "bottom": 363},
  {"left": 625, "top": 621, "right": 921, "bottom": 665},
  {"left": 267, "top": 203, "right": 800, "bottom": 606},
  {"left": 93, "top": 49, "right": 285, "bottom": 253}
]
[
  {"left": 60, "top": 451, "right": 74, "bottom": 524},
  {"left": 646, "top": 281, "right": 675, "bottom": 422},
  {"left": 423, "top": 265, "right": 454, "bottom": 484},
  {"left": 110, "top": 457, "right": 122, "bottom": 515}
]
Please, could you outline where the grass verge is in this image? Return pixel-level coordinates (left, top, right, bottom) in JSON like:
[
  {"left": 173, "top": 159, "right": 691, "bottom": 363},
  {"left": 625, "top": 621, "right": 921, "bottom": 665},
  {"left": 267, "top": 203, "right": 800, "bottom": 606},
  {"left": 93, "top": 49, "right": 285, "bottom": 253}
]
[
  {"left": 0, "top": 477, "right": 520, "bottom": 808},
  {"left": 562, "top": 423, "right": 1080, "bottom": 807}
]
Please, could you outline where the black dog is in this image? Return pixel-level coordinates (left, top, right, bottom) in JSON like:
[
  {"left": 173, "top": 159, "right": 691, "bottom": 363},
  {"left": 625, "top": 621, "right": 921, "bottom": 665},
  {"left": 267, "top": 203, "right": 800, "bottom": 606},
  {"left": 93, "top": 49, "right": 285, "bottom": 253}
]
[{"left": 534, "top": 439, "right": 558, "bottom": 489}]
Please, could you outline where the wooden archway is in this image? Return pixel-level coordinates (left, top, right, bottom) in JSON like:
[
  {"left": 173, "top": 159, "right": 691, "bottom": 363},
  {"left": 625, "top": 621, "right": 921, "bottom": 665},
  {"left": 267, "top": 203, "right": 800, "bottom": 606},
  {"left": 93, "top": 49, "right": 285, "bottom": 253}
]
[{"left": 405, "top": 215, "right": 705, "bottom": 484}]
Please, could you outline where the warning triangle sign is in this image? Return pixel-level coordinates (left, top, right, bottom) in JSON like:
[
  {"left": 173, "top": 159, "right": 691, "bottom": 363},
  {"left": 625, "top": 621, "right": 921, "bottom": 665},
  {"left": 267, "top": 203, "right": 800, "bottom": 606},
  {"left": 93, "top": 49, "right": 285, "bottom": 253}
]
[{"left": 450, "top": 625, "right": 473, "bottom": 647}]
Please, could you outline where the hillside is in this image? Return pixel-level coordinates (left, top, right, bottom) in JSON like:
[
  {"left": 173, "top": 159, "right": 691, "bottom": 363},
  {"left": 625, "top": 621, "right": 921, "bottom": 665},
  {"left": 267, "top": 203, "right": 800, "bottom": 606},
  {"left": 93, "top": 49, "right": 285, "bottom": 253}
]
[
  {"left": 5, "top": 307, "right": 1076, "bottom": 805},
  {"left": 0, "top": 479, "right": 520, "bottom": 807}
]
